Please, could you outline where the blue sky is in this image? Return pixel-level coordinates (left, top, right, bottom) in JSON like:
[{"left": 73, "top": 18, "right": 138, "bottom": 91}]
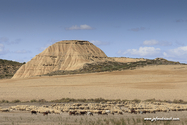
[{"left": 0, "top": 0, "right": 187, "bottom": 63}]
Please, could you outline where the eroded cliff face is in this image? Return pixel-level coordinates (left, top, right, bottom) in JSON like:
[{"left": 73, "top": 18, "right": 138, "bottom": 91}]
[{"left": 12, "top": 40, "right": 109, "bottom": 78}]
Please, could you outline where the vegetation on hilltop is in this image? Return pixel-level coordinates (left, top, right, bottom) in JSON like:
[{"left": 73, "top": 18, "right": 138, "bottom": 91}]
[
  {"left": 41, "top": 58, "right": 185, "bottom": 77},
  {"left": 0, "top": 59, "right": 24, "bottom": 79}
]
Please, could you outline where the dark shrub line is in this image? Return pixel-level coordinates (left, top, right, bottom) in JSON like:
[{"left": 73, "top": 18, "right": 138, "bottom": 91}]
[{"left": 0, "top": 98, "right": 187, "bottom": 104}]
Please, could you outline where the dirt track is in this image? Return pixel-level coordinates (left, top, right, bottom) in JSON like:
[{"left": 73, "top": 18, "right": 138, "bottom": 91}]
[{"left": 0, "top": 65, "right": 187, "bottom": 101}]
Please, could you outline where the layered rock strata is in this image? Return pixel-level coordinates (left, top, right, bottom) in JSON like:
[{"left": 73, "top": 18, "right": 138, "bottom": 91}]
[{"left": 12, "top": 40, "right": 110, "bottom": 78}]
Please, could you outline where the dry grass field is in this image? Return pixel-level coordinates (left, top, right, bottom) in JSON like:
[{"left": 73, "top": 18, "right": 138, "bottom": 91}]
[
  {"left": 0, "top": 65, "right": 187, "bottom": 102},
  {"left": 1, "top": 110, "right": 187, "bottom": 125}
]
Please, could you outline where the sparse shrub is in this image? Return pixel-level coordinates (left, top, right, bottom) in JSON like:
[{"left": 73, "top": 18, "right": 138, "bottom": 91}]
[
  {"left": 30, "top": 99, "right": 37, "bottom": 102},
  {"left": 23, "top": 101, "right": 29, "bottom": 103},
  {"left": 94, "top": 98, "right": 105, "bottom": 103},
  {"left": 179, "top": 99, "right": 184, "bottom": 103},
  {"left": 133, "top": 99, "right": 141, "bottom": 103},
  {"left": 145, "top": 98, "right": 156, "bottom": 102},
  {"left": 38, "top": 99, "right": 46, "bottom": 103},
  {"left": 172, "top": 99, "right": 186, "bottom": 104},
  {"left": 1, "top": 99, "right": 9, "bottom": 103},
  {"left": 173, "top": 99, "right": 180, "bottom": 103},
  {"left": 12, "top": 99, "right": 21, "bottom": 103},
  {"left": 77, "top": 98, "right": 86, "bottom": 102},
  {"left": 115, "top": 99, "right": 121, "bottom": 101}
]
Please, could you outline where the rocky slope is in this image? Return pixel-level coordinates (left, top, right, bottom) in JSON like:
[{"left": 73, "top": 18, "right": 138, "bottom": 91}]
[
  {"left": 0, "top": 59, "right": 24, "bottom": 79},
  {"left": 12, "top": 40, "right": 113, "bottom": 79}
]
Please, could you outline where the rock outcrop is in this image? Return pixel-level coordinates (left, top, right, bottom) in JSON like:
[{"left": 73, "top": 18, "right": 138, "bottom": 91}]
[
  {"left": 12, "top": 40, "right": 110, "bottom": 79},
  {"left": 111, "top": 57, "right": 146, "bottom": 63}
]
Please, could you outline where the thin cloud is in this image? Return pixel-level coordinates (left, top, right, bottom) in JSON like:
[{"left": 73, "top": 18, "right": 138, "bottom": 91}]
[
  {"left": 9, "top": 38, "right": 22, "bottom": 45},
  {"left": 66, "top": 24, "right": 93, "bottom": 30},
  {"left": 159, "top": 41, "right": 172, "bottom": 46},
  {"left": 0, "top": 37, "right": 21, "bottom": 45},
  {"left": 176, "top": 19, "right": 187, "bottom": 23},
  {"left": 118, "top": 46, "right": 187, "bottom": 64},
  {"left": 163, "top": 46, "right": 187, "bottom": 58},
  {"left": 90, "top": 40, "right": 110, "bottom": 46},
  {"left": 13, "top": 50, "right": 31, "bottom": 54},
  {"left": 163, "top": 46, "right": 187, "bottom": 63},
  {"left": 123, "top": 47, "right": 161, "bottom": 57},
  {"left": 0, "top": 44, "right": 4, "bottom": 53},
  {"left": 0, "top": 37, "right": 9, "bottom": 43},
  {"left": 143, "top": 40, "right": 172, "bottom": 46},
  {"left": 0, "top": 43, "right": 9, "bottom": 55},
  {"left": 175, "top": 41, "right": 185, "bottom": 46},
  {"left": 117, "top": 50, "right": 122, "bottom": 54},
  {"left": 143, "top": 40, "right": 159, "bottom": 45},
  {"left": 128, "top": 27, "right": 147, "bottom": 32}
]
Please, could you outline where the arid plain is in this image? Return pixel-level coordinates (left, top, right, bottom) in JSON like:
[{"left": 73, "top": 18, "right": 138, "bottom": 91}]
[{"left": 0, "top": 65, "right": 187, "bottom": 102}]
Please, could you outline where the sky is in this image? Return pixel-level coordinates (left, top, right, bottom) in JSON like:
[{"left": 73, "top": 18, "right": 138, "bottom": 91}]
[{"left": 0, "top": 0, "right": 187, "bottom": 63}]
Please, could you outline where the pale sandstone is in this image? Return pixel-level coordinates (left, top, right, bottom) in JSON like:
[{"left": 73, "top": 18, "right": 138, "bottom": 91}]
[
  {"left": 12, "top": 40, "right": 111, "bottom": 78},
  {"left": 12, "top": 40, "right": 146, "bottom": 79}
]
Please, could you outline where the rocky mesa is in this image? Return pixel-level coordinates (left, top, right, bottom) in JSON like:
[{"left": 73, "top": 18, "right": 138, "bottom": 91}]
[{"left": 12, "top": 40, "right": 114, "bottom": 79}]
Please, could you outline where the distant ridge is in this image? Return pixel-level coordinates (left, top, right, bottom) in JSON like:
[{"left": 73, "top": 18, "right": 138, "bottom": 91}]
[{"left": 0, "top": 59, "right": 24, "bottom": 79}]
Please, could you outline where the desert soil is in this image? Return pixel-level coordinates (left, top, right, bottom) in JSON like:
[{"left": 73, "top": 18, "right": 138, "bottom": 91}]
[{"left": 0, "top": 65, "right": 187, "bottom": 101}]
